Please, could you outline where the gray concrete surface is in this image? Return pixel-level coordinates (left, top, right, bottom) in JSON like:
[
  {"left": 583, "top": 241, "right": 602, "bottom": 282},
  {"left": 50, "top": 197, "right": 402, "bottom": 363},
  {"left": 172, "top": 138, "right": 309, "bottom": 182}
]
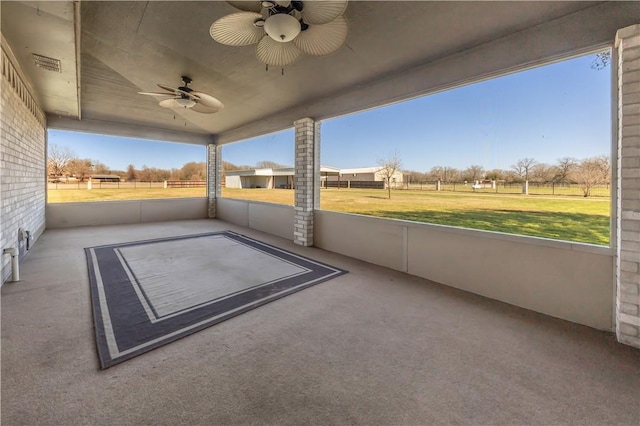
[{"left": 2, "top": 219, "right": 639, "bottom": 425}]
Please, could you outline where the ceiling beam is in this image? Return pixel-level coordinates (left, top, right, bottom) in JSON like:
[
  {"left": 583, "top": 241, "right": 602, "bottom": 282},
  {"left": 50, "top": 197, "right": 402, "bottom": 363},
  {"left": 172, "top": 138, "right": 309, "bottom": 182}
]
[{"left": 47, "top": 115, "right": 216, "bottom": 145}]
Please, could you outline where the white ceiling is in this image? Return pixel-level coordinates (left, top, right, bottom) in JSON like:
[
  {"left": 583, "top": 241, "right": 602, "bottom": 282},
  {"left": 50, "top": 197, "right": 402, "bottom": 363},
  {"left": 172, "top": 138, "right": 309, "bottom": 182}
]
[{"left": 2, "top": 1, "right": 638, "bottom": 145}]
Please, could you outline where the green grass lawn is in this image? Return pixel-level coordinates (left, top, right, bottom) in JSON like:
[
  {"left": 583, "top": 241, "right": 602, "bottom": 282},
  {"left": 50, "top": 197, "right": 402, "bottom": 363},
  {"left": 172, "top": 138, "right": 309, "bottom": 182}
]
[
  {"left": 49, "top": 187, "right": 610, "bottom": 245},
  {"left": 222, "top": 188, "right": 611, "bottom": 245},
  {"left": 47, "top": 187, "right": 206, "bottom": 203}
]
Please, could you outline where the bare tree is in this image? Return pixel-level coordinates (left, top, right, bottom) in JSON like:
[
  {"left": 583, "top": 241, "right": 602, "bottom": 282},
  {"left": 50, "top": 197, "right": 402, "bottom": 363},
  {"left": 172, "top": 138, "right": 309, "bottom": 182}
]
[
  {"left": 405, "top": 170, "right": 426, "bottom": 184},
  {"left": 180, "top": 162, "right": 206, "bottom": 180},
  {"left": 377, "top": 151, "right": 402, "bottom": 199},
  {"left": 126, "top": 164, "right": 137, "bottom": 182},
  {"left": 511, "top": 157, "right": 537, "bottom": 182},
  {"left": 443, "top": 167, "right": 461, "bottom": 183},
  {"left": 47, "top": 144, "right": 75, "bottom": 177},
  {"left": 462, "top": 165, "right": 484, "bottom": 182},
  {"left": 427, "top": 166, "right": 446, "bottom": 182},
  {"left": 485, "top": 169, "right": 506, "bottom": 181},
  {"left": 222, "top": 161, "right": 252, "bottom": 171},
  {"left": 573, "top": 156, "right": 610, "bottom": 197},
  {"left": 554, "top": 157, "right": 578, "bottom": 183},
  {"left": 530, "top": 163, "right": 554, "bottom": 183},
  {"left": 92, "top": 161, "right": 110, "bottom": 175},
  {"left": 256, "top": 160, "right": 287, "bottom": 169},
  {"left": 66, "top": 158, "right": 93, "bottom": 182}
]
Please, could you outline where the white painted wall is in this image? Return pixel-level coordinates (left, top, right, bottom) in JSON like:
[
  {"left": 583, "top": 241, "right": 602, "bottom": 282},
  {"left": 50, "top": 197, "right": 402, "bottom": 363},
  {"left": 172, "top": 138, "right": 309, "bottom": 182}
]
[
  {"left": 225, "top": 175, "right": 241, "bottom": 188},
  {"left": 217, "top": 198, "right": 294, "bottom": 240},
  {"left": 46, "top": 198, "right": 208, "bottom": 228},
  {"left": 315, "top": 210, "right": 614, "bottom": 331}
]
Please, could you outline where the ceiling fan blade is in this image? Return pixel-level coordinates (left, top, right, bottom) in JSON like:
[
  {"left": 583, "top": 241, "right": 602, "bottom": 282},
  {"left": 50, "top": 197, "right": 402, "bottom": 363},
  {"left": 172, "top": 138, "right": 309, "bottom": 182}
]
[
  {"left": 210, "top": 12, "right": 265, "bottom": 46},
  {"left": 226, "top": 1, "right": 262, "bottom": 13},
  {"left": 301, "top": 0, "right": 348, "bottom": 25},
  {"left": 256, "top": 35, "right": 302, "bottom": 67},
  {"left": 157, "top": 84, "right": 199, "bottom": 99},
  {"left": 157, "top": 83, "right": 180, "bottom": 93},
  {"left": 190, "top": 91, "right": 224, "bottom": 109},
  {"left": 159, "top": 98, "right": 181, "bottom": 109},
  {"left": 293, "top": 15, "right": 348, "bottom": 56},
  {"left": 138, "top": 91, "right": 174, "bottom": 97},
  {"left": 191, "top": 103, "right": 221, "bottom": 114}
]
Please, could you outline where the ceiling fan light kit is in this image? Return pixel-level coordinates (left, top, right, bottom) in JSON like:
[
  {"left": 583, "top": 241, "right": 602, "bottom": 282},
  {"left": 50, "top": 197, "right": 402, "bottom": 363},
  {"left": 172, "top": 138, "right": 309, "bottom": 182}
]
[
  {"left": 211, "top": 0, "right": 349, "bottom": 67},
  {"left": 138, "top": 76, "right": 223, "bottom": 114},
  {"left": 175, "top": 98, "right": 197, "bottom": 108},
  {"left": 264, "top": 13, "right": 301, "bottom": 42}
]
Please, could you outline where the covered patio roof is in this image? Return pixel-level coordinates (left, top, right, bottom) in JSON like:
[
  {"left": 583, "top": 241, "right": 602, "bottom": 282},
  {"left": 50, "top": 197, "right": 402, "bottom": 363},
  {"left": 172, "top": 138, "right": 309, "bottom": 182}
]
[{"left": 2, "top": 1, "right": 637, "bottom": 144}]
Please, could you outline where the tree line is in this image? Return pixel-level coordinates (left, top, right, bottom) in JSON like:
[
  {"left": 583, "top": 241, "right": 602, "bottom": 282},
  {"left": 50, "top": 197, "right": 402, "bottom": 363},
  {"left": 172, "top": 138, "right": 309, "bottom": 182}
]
[
  {"left": 404, "top": 156, "right": 610, "bottom": 197},
  {"left": 47, "top": 144, "right": 206, "bottom": 182}
]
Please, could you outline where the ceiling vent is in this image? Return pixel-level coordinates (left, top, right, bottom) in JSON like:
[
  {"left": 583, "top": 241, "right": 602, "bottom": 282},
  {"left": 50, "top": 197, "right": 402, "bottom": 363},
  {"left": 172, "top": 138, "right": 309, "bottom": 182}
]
[{"left": 32, "top": 53, "right": 61, "bottom": 72}]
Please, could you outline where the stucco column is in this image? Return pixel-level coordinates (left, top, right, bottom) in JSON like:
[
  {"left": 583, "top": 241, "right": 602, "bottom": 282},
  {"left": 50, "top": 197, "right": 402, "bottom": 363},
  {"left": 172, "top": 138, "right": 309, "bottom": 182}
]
[
  {"left": 294, "top": 118, "right": 320, "bottom": 246},
  {"left": 615, "top": 24, "right": 640, "bottom": 348},
  {"left": 207, "top": 143, "right": 221, "bottom": 218}
]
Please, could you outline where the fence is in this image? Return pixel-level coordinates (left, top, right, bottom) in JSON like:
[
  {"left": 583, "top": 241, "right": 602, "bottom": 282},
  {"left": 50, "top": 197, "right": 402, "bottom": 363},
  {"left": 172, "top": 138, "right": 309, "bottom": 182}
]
[
  {"left": 325, "top": 180, "right": 384, "bottom": 189},
  {"left": 48, "top": 179, "right": 611, "bottom": 198},
  {"left": 166, "top": 180, "right": 207, "bottom": 188},
  {"left": 402, "top": 181, "right": 611, "bottom": 197},
  {"left": 48, "top": 180, "right": 206, "bottom": 190}
]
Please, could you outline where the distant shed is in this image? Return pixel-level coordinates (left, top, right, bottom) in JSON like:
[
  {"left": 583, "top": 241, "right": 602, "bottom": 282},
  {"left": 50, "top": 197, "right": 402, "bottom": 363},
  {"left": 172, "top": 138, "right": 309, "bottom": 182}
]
[{"left": 90, "top": 174, "right": 121, "bottom": 182}]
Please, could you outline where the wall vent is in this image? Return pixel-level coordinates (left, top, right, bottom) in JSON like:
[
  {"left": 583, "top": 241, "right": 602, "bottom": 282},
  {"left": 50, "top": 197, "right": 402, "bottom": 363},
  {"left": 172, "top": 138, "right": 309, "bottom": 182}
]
[{"left": 32, "top": 53, "right": 61, "bottom": 72}]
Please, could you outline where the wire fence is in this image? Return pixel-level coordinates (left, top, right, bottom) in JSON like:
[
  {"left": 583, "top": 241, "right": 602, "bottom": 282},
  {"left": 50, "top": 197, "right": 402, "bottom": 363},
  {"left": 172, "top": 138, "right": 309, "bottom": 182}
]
[
  {"left": 48, "top": 180, "right": 611, "bottom": 198},
  {"left": 47, "top": 180, "right": 206, "bottom": 190},
  {"left": 401, "top": 181, "right": 611, "bottom": 197}
]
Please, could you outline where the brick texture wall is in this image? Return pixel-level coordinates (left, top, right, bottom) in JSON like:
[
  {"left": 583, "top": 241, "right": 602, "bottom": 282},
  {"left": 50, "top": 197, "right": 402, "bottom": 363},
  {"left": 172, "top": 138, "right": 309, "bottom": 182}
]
[
  {"left": 615, "top": 24, "right": 640, "bottom": 348},
  {"left": 207, "top": 144, "right": 220, "bottom": 218},
  {"left": 293, "top": 118, "right": 319, "bottom": 246},
  {"left": 1, "top": 48, "right": 46, "bottom": 283}
]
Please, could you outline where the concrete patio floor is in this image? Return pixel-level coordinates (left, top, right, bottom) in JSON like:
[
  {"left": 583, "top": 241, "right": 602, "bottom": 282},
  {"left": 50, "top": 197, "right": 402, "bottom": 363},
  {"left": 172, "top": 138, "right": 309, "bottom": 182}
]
[{"left": 2, "top": 219, "right": 639, "bottom": 425}]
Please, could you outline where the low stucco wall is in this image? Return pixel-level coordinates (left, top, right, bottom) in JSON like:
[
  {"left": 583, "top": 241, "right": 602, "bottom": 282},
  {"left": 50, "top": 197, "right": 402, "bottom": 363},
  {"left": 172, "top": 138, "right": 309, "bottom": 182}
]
[
  {"left": 217, "top": 197, "right": 294, "bottom": 240},
  {"left": 46, "top": 198, "right": 208, "bottom": 228},
  {"left": 315, "top": 210, "right": 614, "bottom": 331}
]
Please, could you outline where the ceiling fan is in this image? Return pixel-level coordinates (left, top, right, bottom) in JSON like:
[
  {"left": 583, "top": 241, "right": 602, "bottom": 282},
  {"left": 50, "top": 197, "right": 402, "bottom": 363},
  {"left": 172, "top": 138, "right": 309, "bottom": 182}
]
[
  {"left": 138, "top": 76, "right": 224, "bottom": 114},
  {"left": 210, "top": 1, "right": 348, "bottom": 68}
]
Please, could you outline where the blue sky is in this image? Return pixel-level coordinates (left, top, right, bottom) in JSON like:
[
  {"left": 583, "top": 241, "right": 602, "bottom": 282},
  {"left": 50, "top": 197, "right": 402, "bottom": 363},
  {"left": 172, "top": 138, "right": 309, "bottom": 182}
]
[{"left": 49, "top": 51, "right": 610, "bottom": 172}]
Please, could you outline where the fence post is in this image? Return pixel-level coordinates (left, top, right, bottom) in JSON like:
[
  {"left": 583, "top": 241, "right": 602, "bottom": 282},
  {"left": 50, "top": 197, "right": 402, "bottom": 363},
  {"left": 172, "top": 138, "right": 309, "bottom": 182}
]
[
  {"left": 164, "top": 180, "right": 168, "bottom": 189},
  {"left": 87, "top": 179, "right": 92, "bottom": 190}
]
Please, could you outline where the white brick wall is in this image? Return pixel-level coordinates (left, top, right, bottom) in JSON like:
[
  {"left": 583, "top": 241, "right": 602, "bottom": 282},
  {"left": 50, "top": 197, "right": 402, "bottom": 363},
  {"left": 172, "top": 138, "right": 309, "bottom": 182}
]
[
  {"left": 1, "top": 51, "right": 46, "bottom": 284},
  {"left": 207, "top": 144, "right": 221, "bottom": 218},
  {"left": 615, "top": 24, "right": 640, "bottom": 348},
  {"left": 293, "top": 118, "right": 319, "bottom": 246}
]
